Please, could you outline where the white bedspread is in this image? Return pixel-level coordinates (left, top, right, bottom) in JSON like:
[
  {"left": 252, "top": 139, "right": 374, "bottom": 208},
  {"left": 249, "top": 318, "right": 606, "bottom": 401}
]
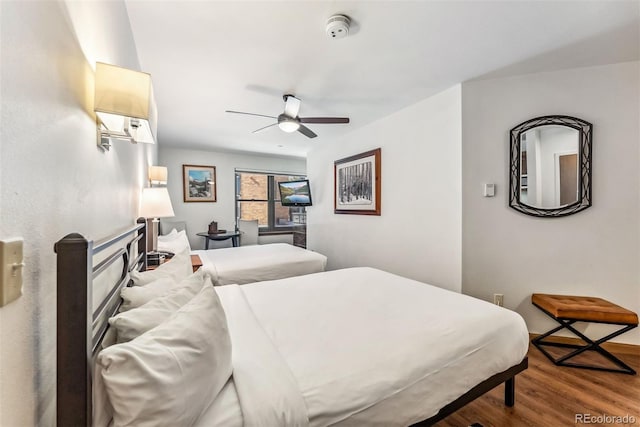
[
  {"left": 197, "top": 267, "right": 529, "bottom": 427},
  {"left": 192, "top": 243, "right": 327, "bottom": 286},
  {"left": 217, "top": 285, "right": 309, "bottom": 427}
]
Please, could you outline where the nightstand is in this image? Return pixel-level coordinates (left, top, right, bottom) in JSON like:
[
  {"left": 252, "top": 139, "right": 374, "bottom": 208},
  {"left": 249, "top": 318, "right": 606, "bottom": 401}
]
[
  {"left": 146, "top": 252, "right": 170, "bottom": 270},
  {"left": 146, "top": 254, "right": 203, "bottom": 273},
  {"left": 190, "top": 255, "right": 203, "bottom": 272}
]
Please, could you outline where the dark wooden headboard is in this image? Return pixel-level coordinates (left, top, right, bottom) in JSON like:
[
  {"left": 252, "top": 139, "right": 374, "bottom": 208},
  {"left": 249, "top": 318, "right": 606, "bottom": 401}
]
[{"left": 55, "top": 218, "right": 147, "bottom": 427}]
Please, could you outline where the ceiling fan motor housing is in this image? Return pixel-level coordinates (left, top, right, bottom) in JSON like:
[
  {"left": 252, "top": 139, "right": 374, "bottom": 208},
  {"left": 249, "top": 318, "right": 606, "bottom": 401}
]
[{"left": 326, "top": 14, "right": 351, "bottom": 39}]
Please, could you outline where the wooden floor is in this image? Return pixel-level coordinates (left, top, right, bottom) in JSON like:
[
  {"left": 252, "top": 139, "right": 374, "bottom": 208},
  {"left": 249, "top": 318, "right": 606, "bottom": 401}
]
[{"left": 435, "top": 337, "right": 640, "bottom": 427}]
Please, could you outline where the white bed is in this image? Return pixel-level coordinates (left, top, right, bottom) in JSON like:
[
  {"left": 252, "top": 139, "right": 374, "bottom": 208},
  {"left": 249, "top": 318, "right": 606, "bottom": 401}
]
[
  {"left": 196, "top": 267, "right": 529, "bottom": 426},
  {"left": 55, "top": 223, "right": 528, "bottom": 427},
  {"left": 192, "top": 243, "right": 328, "bottom": 286}
]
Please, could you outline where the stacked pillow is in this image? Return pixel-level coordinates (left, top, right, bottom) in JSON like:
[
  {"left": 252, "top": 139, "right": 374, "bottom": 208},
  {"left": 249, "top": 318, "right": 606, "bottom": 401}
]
[
  {"left": 97, "top": 250, "right": 232, "bottom": 426},
  {"left": 112, "top": 270, "right": 210, "bottom": 342},
  {"left": 129, "top": 246, "right": 193, "bottom": 286},
  {"left": 157, "top": 228, "right": 191, "bottom": 254}
]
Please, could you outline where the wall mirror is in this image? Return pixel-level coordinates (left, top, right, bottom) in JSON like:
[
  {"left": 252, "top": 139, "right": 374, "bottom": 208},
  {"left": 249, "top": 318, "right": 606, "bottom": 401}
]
[{"left": 509, "top": 115, "right": 592, "bottom": 217}]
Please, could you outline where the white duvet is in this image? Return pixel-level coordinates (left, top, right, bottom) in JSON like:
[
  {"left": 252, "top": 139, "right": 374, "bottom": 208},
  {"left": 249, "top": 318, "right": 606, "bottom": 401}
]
[
  {"left": 196, "top": 267, "right": 529, "bottom": 427},
  {"left": 192, "top": 243, "right": 327, "bottom": 286}
]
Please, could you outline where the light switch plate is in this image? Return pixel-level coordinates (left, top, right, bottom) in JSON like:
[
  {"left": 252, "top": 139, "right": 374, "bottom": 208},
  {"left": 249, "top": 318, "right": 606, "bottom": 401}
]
[
  {"left": 483, "top": 183, "right": 496, "bottom": 197},
  {"left": 1, "top": 238, "right": 24, "bottom": 307}
]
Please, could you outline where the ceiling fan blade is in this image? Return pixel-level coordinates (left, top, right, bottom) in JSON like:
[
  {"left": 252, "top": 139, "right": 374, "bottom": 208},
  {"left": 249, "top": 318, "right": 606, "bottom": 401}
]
[
  {"left": 299, "top": 117, "right": 350, "bottom": 124},
  {"left": 283, "top": 95, "right": 301, "bottom": 118},
  {"left": 252, "top": 123, "right": 278, "bottom": 133},
  {"left": 297, "top": 124, "right": 317, "bottom": 139},
  {"left": 226, "top": 110, "right": 277, "bottom": 119}
]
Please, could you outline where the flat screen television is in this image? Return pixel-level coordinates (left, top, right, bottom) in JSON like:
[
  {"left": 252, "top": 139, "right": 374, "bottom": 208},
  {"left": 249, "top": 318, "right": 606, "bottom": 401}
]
[{"left": 278, "top": 179, "right": 313, "bottom": 207}]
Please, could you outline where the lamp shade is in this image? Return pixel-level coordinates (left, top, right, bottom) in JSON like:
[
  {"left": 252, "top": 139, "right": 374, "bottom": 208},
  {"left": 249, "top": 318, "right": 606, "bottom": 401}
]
[
  {"left": 95, "top": 62, "right": 157, "bottom": 144},
  {"left": 139, "top": 188, "right": 175, "bottom": 218},
  {"left": 149, "top": 166, "right": 168, "bottom": 184}
]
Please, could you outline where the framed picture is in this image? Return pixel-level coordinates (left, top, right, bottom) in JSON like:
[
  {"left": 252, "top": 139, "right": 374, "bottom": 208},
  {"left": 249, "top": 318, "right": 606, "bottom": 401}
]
[
  {"left": 183, "top": 164, "right": 217, "bottom": 202},
  {"left": 334, "top": 148, "right": 381, "bottom": 215}
]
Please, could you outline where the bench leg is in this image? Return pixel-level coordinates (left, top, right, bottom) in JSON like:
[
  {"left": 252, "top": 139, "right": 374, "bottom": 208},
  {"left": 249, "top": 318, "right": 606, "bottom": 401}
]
[{"left": 532, "top": 307, "right": 637, "bottom": 375}]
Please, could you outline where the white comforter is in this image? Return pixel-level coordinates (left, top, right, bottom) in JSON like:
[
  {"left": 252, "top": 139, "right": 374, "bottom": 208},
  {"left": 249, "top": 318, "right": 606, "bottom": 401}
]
[
  {"left": 220, "top": 285, "right": 309, "bottom": 426},
  {"left": 192, "top": 243, "right": 327, "bottom": 286},
  {"left": 197, "top": 267, "right": 529, "bottom": 427}
]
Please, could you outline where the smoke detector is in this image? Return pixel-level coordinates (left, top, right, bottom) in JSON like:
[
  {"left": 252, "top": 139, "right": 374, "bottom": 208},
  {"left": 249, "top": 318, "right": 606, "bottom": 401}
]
[{"left": 326, "top": 14, "right": 351, "bottom": 39}]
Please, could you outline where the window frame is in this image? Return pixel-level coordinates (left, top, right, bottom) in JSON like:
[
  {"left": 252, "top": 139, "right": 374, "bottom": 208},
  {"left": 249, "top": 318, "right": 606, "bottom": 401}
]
[{"left": 235, "top": 171, "right": 306, "bottom": 233}]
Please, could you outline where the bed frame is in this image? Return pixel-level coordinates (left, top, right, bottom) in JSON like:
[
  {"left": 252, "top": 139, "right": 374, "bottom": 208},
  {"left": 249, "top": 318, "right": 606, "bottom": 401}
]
[
  {"left": 55, "top": 219, "right": 146, "bottom": 427},
  {"left": 413, "top": 357, "right": 528, "bottom": 426},
  {"left": 55, "top": 219, "right": 527, "bottom": 427}
]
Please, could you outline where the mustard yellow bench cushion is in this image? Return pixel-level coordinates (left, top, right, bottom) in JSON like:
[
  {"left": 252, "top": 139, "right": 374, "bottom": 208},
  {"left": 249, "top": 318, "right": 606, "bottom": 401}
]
[{"left": 532, "top": 294, "right": 638, "bottom": 325}]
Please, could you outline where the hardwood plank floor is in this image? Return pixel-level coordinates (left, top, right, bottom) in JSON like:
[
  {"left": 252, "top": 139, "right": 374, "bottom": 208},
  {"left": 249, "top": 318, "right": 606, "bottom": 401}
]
[{"left": 434, "top": 338, "right": 640, "bottom": 427}]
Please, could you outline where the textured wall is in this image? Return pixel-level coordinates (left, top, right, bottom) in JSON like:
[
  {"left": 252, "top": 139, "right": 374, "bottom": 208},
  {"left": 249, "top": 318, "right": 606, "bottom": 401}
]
[{"left": 0, "top": 1, "right": 153, "bottom": 425}]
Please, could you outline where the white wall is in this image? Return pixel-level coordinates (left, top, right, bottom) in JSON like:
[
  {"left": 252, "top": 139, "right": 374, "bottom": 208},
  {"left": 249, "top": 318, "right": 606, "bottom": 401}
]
[
  {"left": 307, "top": 85, "right": 462, "bottom": 292},
  {"left": 462, "top": 62, "right": 640, "bottom": 344},
  {"left": 0, "top": 1, "right": 153, "bottom": 425},
  {"left": 159, "top": 147, "right": 306, "bottom": 249}
]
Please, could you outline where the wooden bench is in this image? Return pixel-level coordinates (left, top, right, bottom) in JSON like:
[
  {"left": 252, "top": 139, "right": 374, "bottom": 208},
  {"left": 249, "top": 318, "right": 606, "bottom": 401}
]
[{"left": 531, "top": 294, "right": 638, "bottom": 375}]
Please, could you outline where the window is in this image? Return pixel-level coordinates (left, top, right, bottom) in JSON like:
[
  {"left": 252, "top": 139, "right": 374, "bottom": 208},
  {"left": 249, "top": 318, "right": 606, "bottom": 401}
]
[{"left": 235, "top": 171, "right": 306, "bottom": 233}]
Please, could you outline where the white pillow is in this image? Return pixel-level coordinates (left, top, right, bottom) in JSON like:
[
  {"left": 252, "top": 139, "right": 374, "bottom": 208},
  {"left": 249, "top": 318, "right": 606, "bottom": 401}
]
[
  {"left": 120, "top": 269, "right": 205, "bottom": 312},
  {"left": 98, "top": 285, "right": 232, "bottom": 427},
  {"left": 157, "top": 229, "right": 191, "bottom": 253},
  {"left": 159, "top": 228, "right": 178, "bottom": 238},
  {"left": 113, "top": 274, "right": 209, "bottom": 341},
  {"left": 130, "top": 247, "right": 192, "bottom": 286},
  {"left": 118, "top": 277, "right": 176, "bottom": 312}
]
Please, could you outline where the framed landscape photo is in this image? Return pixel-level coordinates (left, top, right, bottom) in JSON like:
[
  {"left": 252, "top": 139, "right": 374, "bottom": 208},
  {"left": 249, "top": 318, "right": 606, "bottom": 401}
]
[
  {"left": 183, "top": 164, "right": 217, "bottom": 202},
  {"left": 334, "top": 148, "right": 381, "bottom": 215}
]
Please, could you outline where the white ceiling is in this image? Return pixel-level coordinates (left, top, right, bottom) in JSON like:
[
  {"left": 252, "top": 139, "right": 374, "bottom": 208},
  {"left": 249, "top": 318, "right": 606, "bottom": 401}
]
[{"left": 125, "top": 1, "right": 639, "bottom": 158}]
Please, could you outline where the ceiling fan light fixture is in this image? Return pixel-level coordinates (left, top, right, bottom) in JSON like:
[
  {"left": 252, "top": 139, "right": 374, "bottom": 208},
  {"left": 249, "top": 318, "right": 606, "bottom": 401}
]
[
  {"left": 278, "top": 118, "right": 300, "bottom": 133},
  {"left": 227, "top": 95, "right": 350, "bottom": 139}
]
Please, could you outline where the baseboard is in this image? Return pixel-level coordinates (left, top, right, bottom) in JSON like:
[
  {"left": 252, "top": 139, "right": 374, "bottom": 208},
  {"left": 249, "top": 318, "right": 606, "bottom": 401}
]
[{"left": 529, "top": 333, "right": 639, "bottom": 356}]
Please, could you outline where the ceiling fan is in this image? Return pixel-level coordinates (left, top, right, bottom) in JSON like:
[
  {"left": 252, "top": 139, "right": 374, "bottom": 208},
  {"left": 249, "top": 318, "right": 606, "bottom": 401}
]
[{"left": 225, "top": 94, "right": 349, "bottom": 139}]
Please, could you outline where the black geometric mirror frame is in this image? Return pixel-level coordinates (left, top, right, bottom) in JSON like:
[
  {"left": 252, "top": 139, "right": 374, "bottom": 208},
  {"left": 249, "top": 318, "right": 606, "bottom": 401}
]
[{"left": 509, "top": 115, "right": 592, "bottom": 218}]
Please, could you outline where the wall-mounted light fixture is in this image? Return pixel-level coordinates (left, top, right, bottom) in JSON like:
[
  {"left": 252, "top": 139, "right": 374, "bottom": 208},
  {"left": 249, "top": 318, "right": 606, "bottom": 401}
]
[
  {"left": 149, "top": 166, "right": 168, "bottom": 186},
  {"left": 94, "top": 62, "right": 157, "bottom": 150}
]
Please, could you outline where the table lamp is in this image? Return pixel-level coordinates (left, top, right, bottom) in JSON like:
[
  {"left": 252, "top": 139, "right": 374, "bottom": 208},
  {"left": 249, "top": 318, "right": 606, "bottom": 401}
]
[{"left": 139, "top": 187, "right": 175, "bottom": 252}]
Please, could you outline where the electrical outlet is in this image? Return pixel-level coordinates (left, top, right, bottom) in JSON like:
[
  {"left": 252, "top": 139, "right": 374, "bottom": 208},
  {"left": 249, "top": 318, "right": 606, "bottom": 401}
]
[{"left": 493, "top": 293, "right": 504, "bottom": 307}]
